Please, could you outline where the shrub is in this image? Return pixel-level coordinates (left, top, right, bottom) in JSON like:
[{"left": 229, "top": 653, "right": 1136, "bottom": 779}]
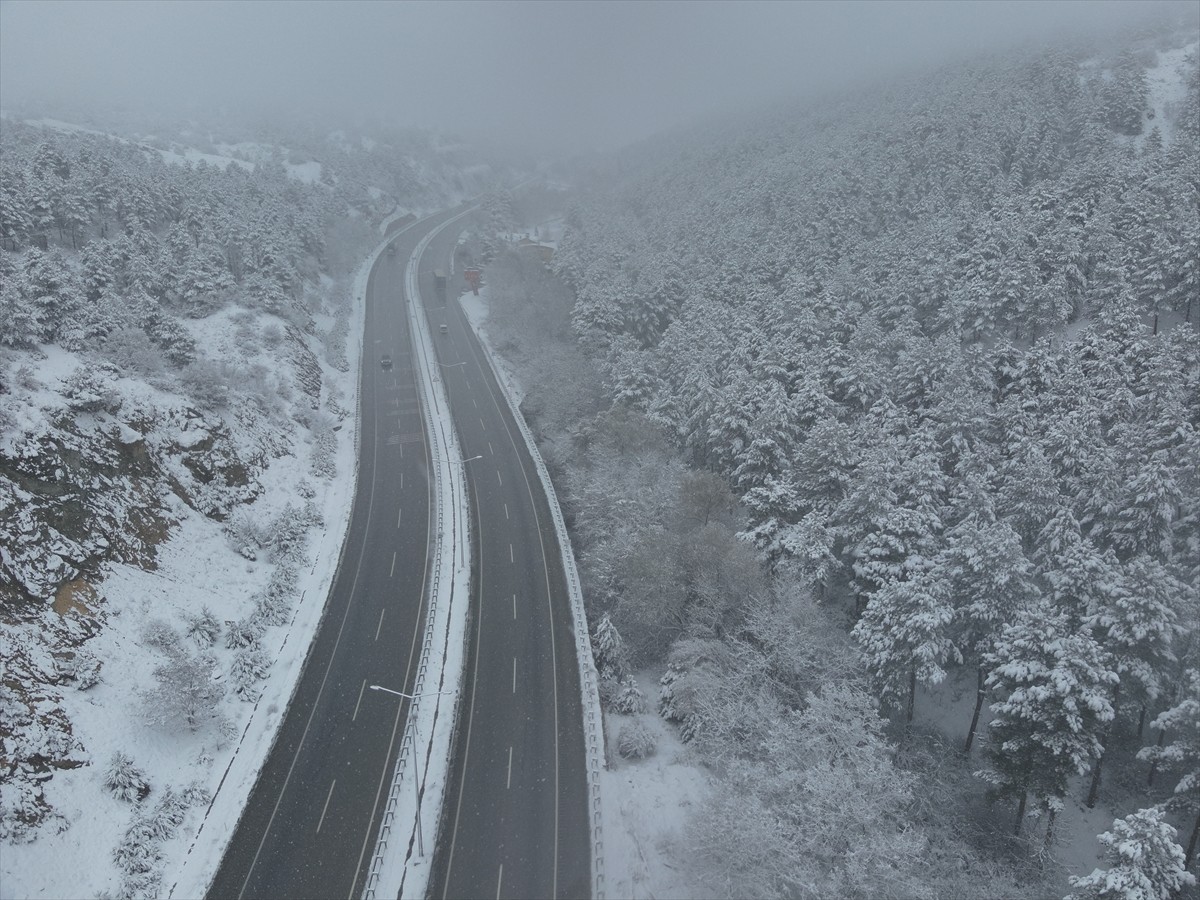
[
  {"left": 101, "top": 327, "right": 163, "bottom": 376},
  {"left": 225, "top": 614, "right": 264, "bottom": 650},
  {"left": 617, "top": 720, "right": 657, "bottom": 760},
  {"left": 62, "top": 366, "right": 121, "bottom": 413},
  {"left": 181, "top": 359, "right": 230, "bottom": 410},
  {"left": 613, "top": 678, "right": 647, "bottom": 715},
  {"left": 103, "top": 752, "right": 150, "bottom": 803},
  {"left": 60, "top": 649, "right": 102, "bottom": 689},
  {"left": 184, "top": 606, "right": 221, "bottom": 648},
  {"left": 230, "top": 648, "right": 271, "bottom": 701},
  {"left": 141, "top": 619, "right": 181, "bottom": 652}
]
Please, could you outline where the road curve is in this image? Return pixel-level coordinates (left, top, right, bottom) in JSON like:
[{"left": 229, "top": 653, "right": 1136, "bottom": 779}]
[
  {"left": 418, "top": 229, "right": 591, "bottom": 900},
  {"left": 206, "top": 208, "right": 465, "bottom": 900}
]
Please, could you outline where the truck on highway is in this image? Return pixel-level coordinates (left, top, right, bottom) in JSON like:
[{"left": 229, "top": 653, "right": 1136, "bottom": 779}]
[{"left": 434, "top": 269, "right": 447, "bottom": 301}]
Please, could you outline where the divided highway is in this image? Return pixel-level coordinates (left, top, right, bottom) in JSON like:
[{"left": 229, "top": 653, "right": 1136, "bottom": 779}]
[
  {"left": 417, "top": 231, "right": 591, "bottom": 899},
  {"left": 208, "top": 208, "right": 465, "bottom": 900}
]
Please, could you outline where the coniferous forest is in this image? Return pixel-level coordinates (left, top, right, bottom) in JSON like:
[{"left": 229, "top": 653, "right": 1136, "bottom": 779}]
[{"left": 478, "top": 18, "right": 1200, "bottom": 899}]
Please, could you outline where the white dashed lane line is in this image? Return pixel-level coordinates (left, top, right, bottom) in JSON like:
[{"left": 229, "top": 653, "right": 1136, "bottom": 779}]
[
  {"left": 316, "top": 780, "right": 336, "bottom": 834},
  {"left": 353, "top": 680, "right": 366, "bottom": 722}
]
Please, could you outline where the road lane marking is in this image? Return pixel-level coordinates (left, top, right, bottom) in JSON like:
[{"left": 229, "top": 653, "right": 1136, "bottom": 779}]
[
  {"left": 512, "top": 657, "right": 517, "bottom": 693},
  {"left": 397, "top": 506, "right": 402, "bottom": 528},
  {"left": 353, "top": 680, "right": 367, "bottom": 721},
  {"left": 376, "top": 608, "right": 386, "bottom": 641},
  {"left": 317, "top": 780, "right": 336, "bottom": 834},
  {"left": 496, "top": 865, "right": 503, "bottom": 900},
  {"left": 504, "top": 503, "right": 509, "bottom": 519},
  {"left": 497, "top": 470, "right": 503, "bottom": 486},
  {"left": 480, "top": 417, "right": 486, "bottom": 430},
  {"left": 507, "top": 746, "right": 513, "bottom": 788},
  {"left": 472, "top": 397, "right": 477, "bottom": 408},
  {"left": 399, "top": 442, "right": 403, "bottom": 459},
  {"left": 400, "top": 471, "right": 404, "bottom": 489},
  {"left": 509, "top": 543, "right": 514, "bottom": 563},
  {"left": 513, "top": 594, "right": 517, "bottom": 620},
  {"left": 488, "top": 441, "right": 494, "bottom": 455},
  {"left": 390, "top": 551, "right": 396, "bottom": 577}
]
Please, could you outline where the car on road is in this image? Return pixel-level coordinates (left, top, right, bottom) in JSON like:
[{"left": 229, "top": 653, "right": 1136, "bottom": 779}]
[
  {"left": 380, "top": 354, "right": 393, "bottom": 370},
  {"left": 439, "top": 324, "right": 448, "bottom": 334},
  {"left": 387, "top": 244, "right": 396, "bottom": 257}
]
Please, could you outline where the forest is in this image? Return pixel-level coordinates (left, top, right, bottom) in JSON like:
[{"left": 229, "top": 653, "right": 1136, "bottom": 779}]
[{"left": 479, "top": 20, "right": 1200, "bottom": 900}]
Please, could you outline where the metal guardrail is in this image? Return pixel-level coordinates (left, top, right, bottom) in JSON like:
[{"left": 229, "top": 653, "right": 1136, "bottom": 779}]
[
  {"left": 463, "top": 310, "right": 607, "bottom": 900},
  {"left": 363, "top": 210, "right": 474, "bottom": 900}
]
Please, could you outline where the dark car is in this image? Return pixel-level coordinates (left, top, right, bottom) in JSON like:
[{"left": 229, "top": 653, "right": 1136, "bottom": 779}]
[{"left": 380, "top": 354, "right": 393, "bottom": 370}]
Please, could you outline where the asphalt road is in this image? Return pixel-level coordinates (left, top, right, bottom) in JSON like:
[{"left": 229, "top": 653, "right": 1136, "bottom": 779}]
[
  {"left": 420, "top": 232, "right": 591, "bottom": 900},
  {"left": 207, "top": 208, "right": 467, "bottom": 900}
]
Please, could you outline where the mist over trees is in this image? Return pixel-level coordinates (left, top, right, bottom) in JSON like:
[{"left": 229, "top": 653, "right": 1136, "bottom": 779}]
[{"left": 479, "top": 20, "right": 1200, "bottom": 898}]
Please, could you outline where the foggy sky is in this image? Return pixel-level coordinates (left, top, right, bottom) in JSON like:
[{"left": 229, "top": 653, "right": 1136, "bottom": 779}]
[{"left": 0, "top": 0, "right": 1184, "bottom": 154}]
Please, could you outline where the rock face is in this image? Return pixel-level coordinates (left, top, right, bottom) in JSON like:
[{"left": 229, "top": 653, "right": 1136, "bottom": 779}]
[{"left": 0, "top": 404, "right": 269, "bottom": 607}]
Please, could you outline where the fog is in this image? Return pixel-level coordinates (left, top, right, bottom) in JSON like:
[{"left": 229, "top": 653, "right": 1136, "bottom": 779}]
[{"left": 0, "top": 0, "right": 1185, "bottom": 154}]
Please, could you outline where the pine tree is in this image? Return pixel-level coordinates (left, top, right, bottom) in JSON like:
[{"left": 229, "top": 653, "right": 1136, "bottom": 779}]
[
  {"left": 140, "top": 650, "right": 224, "bottom": 732},
  {"left": 1137, "top": 669, "right": 1200, "bottom": 868},
  {"left": 1081, "top": 556, "right": 1184, "bottom": 806},
  {"left": 852, "top": 571, "right": 959, "bottom": 724},
  {"left": 1066, "top": 808, "right": 1195, "bottom": 900},
  {"left": 980, "top": 605, "right": 1117, "bottom": 838}
]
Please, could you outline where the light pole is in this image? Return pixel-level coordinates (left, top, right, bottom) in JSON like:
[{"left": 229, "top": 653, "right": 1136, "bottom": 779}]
[{"left": 369, "top": 686, "right": 457, "bottom": 857}]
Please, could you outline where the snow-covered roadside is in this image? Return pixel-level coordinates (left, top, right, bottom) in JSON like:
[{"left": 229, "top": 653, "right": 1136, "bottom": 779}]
[
  {"left": 600, "top": 670, "right": 710, "bottom": 900},
  {"left": 162, "top": 238, "right": 383, "bottom": 899},
  {"left": 0, "top": 237, "right": 371, "bottom": 900}
]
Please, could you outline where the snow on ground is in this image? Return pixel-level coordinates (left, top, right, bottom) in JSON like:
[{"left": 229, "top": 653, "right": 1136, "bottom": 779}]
[
  {"left": 1143, "top": 41, "right": 1198, "bottom": 146},
  {"left": 285, "top": 160, "right": 323, "bottom": 184},
  {"left": 0, "top": 257, "right": 367, "bottom": 900},
  {"left": 600, "top": 671, "right": 710, "bottom": 900},
  {"left": 152, "top": 146, "right": 254, "bottom": 173}
]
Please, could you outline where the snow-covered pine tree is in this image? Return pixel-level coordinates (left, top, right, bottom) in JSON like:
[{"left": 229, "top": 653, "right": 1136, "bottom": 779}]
[
  {"left": 1082, "top": 556, "right": 1185, "bottom": 805},
  {"left": 1137, "top": 669, "right": 1200, "bottom": 868},
  {"left": 852, "top": 570, "right": 959, "bottom": 724},
  {"left": 140, "top": 650, "right": 224, "bottom": 732},
  {"left": 980, "top": 605, "right": 1117, "bottom": 839},
  {"left": 1066, "top": 808, "right": 1195, "bottom": 900}
]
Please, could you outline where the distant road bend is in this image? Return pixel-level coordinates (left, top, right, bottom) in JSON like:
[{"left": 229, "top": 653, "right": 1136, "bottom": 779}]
[{"left": 207, "top": 206, "right": 467, "bottom": 900}]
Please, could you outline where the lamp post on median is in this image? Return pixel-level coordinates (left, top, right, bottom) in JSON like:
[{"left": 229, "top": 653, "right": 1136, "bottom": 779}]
[{"left": 369, "top": 685, "right": 457, "bottom": 857}]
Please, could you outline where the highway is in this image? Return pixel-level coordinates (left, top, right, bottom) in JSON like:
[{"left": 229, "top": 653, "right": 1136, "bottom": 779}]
[
  {"left": 207, "top": 208, "right": 465, "bottom": 900},
  {"left": 418, "top": 230, "right": 591, "bottom": 899}
]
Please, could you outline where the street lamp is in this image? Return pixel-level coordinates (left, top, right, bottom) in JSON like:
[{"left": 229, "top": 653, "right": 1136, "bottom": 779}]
[{"left": 369, "top": 685, "right": 458, "bottom": 856}]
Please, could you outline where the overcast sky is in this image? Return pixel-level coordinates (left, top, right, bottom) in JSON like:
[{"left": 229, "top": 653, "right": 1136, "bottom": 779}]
[{"left": 0, "top": 0, "right": 1188, "bottom": 154}]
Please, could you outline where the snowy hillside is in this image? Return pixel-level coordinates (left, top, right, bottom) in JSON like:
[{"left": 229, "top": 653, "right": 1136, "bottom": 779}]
[{"left": 0, "top": 113, "right": 500, "bottom": 899}]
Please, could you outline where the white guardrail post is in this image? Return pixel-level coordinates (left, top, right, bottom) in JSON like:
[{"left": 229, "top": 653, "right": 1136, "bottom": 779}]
[{"left": 459, "top": 295, "right": 607, "bottom": 900}]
